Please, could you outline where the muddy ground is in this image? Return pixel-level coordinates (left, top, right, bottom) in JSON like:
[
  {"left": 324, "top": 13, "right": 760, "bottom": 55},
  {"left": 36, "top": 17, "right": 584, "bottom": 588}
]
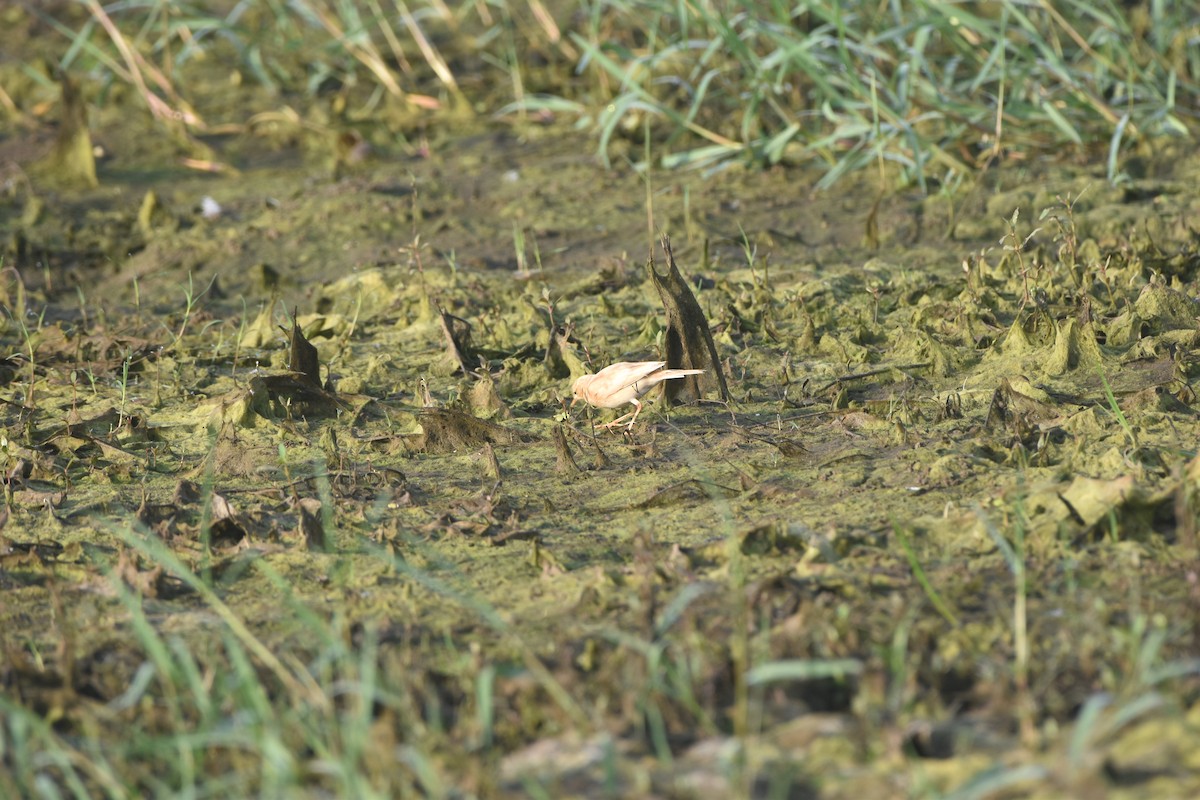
[{"left": 2, "top": 6, "right": 1200, "bottom": 798}]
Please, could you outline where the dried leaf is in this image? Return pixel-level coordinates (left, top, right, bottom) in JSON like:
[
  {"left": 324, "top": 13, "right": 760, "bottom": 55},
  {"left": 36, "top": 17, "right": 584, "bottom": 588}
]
[
  {"left": 43, "top": 72, "right": 97, "bottom": 188},
  {"left": 297, "top": 497, "right": 326, "bottom": 551},
  {"left": 439, "top": 307, "right": 475, "bottom": 375},
  {"left": 414, "top": 408, "right": 531, "bottom": 454},
  {"left": 553, "top": 425, "right": 579, "bottom": 474},
  {"left": 286, "top": 312, "right": 322, "bottom": 387},
  {"left": 649, "top": 235, "right": 730, "bottom": 403}
]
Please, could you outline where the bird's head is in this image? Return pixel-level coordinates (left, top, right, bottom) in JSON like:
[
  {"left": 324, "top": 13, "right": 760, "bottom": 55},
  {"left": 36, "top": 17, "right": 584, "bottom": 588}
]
[{"left": 570, "top": 374, "right": 592, "bottom": 407}]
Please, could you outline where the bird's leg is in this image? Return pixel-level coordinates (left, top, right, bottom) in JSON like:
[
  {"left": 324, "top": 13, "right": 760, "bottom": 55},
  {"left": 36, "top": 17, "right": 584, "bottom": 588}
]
[
  {"left": 597, "top": 407, "right": 638, "bottom": 431},
  {"left": 600, "top": 409, "right": 636, "bottom": 430},
  {"left": 623, "top": 399, "right": 644, "bottom": 430}
]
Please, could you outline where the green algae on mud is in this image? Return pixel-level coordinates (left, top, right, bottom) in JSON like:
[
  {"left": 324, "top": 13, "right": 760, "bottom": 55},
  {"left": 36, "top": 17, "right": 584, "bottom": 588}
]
[{"left": 4, "top": 49, "right": 1200, "bottom": 800}]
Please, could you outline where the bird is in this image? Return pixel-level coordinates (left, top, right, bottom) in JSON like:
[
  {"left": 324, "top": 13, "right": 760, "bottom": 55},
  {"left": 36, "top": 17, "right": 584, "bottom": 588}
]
[{"left": 571, "top": 361, "right": 704, "bottom": 430}]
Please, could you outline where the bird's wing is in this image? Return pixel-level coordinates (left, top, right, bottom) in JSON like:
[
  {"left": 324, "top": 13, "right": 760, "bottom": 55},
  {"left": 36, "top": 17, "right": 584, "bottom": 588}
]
[{"left": 617, "top": 361, "right": 669, "bottom": 389}]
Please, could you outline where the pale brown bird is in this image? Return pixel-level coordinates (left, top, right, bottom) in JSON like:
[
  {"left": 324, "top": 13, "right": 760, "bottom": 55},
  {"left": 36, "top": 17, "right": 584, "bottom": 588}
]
[{"left": 571, "top": 361, "right": 704, "bottom": 430}]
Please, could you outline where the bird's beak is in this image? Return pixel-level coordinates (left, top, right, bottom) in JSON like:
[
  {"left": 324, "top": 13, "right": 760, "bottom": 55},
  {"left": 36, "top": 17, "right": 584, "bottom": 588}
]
[{"left": 569, "top": 396, "right": 580, "bottom": 409}]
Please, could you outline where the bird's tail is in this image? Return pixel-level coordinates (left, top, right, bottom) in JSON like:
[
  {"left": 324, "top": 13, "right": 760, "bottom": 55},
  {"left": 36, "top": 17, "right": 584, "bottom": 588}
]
[{"left": 658, "top": 369, "right": 704, "bottom": 380}]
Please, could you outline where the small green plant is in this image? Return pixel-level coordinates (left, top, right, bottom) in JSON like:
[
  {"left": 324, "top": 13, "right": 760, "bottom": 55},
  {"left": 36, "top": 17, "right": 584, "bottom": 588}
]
[
  {"left": 16, "top": 312, "right": 44, "bottom": 408},
  {"left": 979, "top": 502, "right": 1035, "bottom": 746},
  {"left": 168, "top": 272, "right": 208, "bottom": 352},
  {"left": 116, "top": 352, "right": 133, "bottom": 426},
  {"left": 1097, "top": 364, "right": 1139, "bottom": 451},
  {"left": 1000, "top": 208, "right": 1043, "bottom": 309},
  {"left": 1039, "top": 189, "right": 1087, "bottom": 291},
  {"left": 892, "top": 521, "right": 959, "bottom": 628},
  {"left": 510, "top": 224, "right": 544, "bottom": 277}
]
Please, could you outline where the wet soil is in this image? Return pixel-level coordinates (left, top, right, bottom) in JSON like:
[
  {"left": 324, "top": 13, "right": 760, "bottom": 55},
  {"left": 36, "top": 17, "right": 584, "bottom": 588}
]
[{"left": 2, "top": 8, "right": 1200, "bottom": 797}]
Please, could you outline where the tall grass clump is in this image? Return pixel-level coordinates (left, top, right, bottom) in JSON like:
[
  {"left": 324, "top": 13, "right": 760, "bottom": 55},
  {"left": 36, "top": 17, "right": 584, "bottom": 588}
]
[
  {"left": 43, "top": 1, "right": 1199, "bottom": 185},
  {"left": 518, "top": 0, "right": 1199, "bottom": 185}
]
